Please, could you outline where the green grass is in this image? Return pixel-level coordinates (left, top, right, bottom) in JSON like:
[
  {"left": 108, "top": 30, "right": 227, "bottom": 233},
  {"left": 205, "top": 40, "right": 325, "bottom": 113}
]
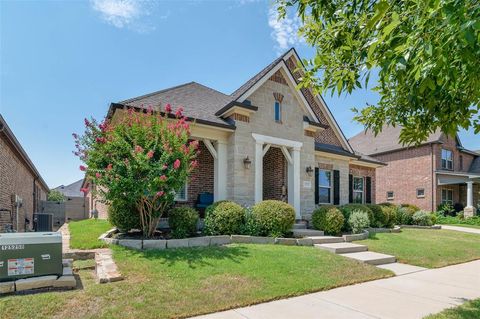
[
  {"left": 425, "top": 299, "right": 480, "bottom": 319},
  {"left": 0, "top": 244, "right": 392, "bottom": 319},
  {"left": 69, "top": 219, "right": 112, "bottom": 250},
  {"left": 359, "top": 229, "right": 480, "bottom": 268}
]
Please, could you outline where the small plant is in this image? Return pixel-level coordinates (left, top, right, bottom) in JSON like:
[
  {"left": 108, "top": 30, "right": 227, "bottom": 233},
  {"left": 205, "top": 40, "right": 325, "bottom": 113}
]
[
  {"left": 240, "top": 207, "right": 261, "bottom": 236},
  {"left": 396, "top": 206, "right": 414, "bottom": 225},
  {"left": 48, "top": 190, "right": 65, "bottom": 202},
  {"left": 348, "top": 210, "right": 370, "bottom": 234},
  {"left": 203, "top": 201, "right": 245, "bottom": 235},
  {"left": 312, "top": 206, "right": 344, "bottom": 235},
  {"left": 375, "top": 204, "right": 397, "bottom": 228},
  {"left": 251, "top": 200, "right": 295, "bottom": 237},
  {"left": 412, "top": 210, "right": 434, "bottom": 226},
  {"left": 169, "top": 207, "right": 199, "bottom": 239},
  {"left": 339, "top": 204, "right": 374, "bottom": 230},
  {"left": 437, "top": 202, "right": 456, "bottom": 216}
]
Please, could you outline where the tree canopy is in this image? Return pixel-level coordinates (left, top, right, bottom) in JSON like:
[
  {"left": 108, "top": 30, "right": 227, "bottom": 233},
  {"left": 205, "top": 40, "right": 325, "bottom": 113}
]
[
  {"left": 47, "top": 190, "right": 65, "bottom": 202},
  {"left": 277, "top": 0, "right": 480, "bottom": 144}
]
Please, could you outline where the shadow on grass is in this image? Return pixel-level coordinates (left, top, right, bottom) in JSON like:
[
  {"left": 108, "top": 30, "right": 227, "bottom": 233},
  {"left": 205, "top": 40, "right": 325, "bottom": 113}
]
[
  {"left": 368, "top": 233, "right": 379, "bottom": 240},
  {"left": 120, "top": 245, "right": 251, "bottom": 269}
]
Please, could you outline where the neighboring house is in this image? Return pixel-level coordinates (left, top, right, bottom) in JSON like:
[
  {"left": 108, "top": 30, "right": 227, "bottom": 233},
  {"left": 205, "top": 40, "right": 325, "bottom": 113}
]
[
  {"left": 0, "top": 114, "right": 49, "bottom": 231},
  {"left": 349, "top": 126, "right": 479, "bottom": 216},
  {"left": 51, "top": 179, "right": 89, "bottom": 221},
  {"left": 89, "top": 48, "right": 385, "bottom": 220}
]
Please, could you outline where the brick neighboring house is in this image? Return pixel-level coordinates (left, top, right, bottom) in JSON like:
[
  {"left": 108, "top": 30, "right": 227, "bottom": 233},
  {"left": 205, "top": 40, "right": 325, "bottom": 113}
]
[
  {"left": 349, "top": 126, "right": 480, "bottom": 216},
  {"left": 0, "top": 114, "right": 49, "bottom": 231},
  {"left": 86, "top": 48, "right": 385, "bottom": 220}
]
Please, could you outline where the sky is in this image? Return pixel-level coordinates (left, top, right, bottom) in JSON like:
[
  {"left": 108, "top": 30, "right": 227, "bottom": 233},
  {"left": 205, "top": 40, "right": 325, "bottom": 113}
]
[{"left": 1, "top": 0, "right": 478, "bottom": 189}]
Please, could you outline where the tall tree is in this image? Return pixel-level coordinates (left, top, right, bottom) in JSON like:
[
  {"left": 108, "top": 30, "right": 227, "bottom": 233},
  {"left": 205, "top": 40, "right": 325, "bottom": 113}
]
[{"left": 277, "top": 0, "right": 480, "bottom": 144}]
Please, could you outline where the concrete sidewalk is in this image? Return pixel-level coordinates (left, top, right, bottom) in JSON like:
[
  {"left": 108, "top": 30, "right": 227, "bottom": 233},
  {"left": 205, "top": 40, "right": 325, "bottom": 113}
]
[
  {"left": 193, "top": 260, "right": 480, "bottom": 319},
  {"left": 441, "top": 224, "right": 480, "bottom": 234}
]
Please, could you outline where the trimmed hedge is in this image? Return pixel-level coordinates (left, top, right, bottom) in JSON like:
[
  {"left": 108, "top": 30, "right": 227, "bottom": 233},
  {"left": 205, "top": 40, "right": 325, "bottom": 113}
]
[
  {"left": 412, "top": 210, "right": 435, "bottom": 226},
  {"left": 108, "top": 199, "right": 141, "bottom": 232},
  {"left": 168, "top": 207, "right": 199, "bottom": 239},
  {"left": 339, "top": 204, "right": 374, "bottom": 230},
  {"left": 251, "top": 200, "right": 295, "bottom": 237},
  {"left": 204, "top": 201, "right": 245, "bottom": 235},
  {"left": 312, "top": 205, "right": 345, "bottom": 235},
  {"left": 396, "top": 206, "right": 414, "bottom": 225},
  {"left": 348, "top": 210, "right": 370, "bottom": 234},
  {"left": 374, "top": 204, "right": 396, "bottom": 228}
]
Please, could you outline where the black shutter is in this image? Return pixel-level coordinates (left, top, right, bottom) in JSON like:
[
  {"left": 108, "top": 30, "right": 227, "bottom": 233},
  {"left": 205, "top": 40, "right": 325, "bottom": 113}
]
[
  {"left": 314, "top": 168, "right": 319, "bottom": 204},
  {"left": 365, "top": 176, "right": 372, "bottom": 204},
  {"left": 333, "top": 170, "right": 340, "bottom": 205},
  {"left": 349, "top": 174, "right": 353, "bottom": 203}
]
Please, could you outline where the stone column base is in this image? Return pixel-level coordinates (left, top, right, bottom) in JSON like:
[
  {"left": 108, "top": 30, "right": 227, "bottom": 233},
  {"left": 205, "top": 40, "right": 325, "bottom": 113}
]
[{"left": 464, "top": 206, "right": 477, "bottom": 218}]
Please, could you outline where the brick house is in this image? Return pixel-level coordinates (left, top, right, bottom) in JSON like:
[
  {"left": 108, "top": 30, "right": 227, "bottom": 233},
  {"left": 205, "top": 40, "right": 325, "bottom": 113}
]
[
  {"left": 0, "top": 114, "right": 49, "bottom": 231},
  {"left": 52, "top": 179, "right": 89, "bottom": 221},
  {"left": 349, "top": 126, "right": 479, "bottom": 216},
  {"left": 89, "top": 48, "right": 385, "bottom": 220}
]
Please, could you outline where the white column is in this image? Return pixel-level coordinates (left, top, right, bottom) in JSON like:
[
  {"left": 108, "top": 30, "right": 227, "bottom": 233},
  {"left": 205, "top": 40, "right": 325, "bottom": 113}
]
[
  {"left": 215, "top": 141, "right": 228, "bottom": 201},
  {"left": 287, "top": 161, "right": 294, "bottom": 206},
  {"left": 466, "top": 181, "right": 474, "bottom": 208},
  {"left": 292, "top": 148, "right": 301, "bottom": 219},
  {"left": 255, "top": 141, "right": 263, "bottom": 203}
]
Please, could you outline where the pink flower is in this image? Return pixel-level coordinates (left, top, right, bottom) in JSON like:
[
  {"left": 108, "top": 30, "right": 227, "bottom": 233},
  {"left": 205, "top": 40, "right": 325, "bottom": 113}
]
[
  {"left": 80, "top": 187, "right": 88, "bottom": 194},
  {"left": 84, "top": 118, "right": 90, "bottom": 127},
  {"left": 106, "top": 163, "right": 113, "bottom": 171},
  {"left": 162, "top": 164, "right": 168, "bottom": 170},
  {"left": 173, "top": 159, "right": 181, "bottom": 170},
  {"left": 134, "top": 145, "right": 144, "bottom": 153},
  {"left": 147, "top": 150, "right": 154, "bottom": 159},
  {"left": 156, "top": 191, "right": 164, "bottom": 197},
  {"left": 79, "top": 165, "right": 87, "bottom": 171},
  {"left": 147, "top": 105, "right": 153, "bottom": 114},
  {"left": 189, "top": 140, "right": 199, "bottom": 149},
  {"left": 160, "top": 175, "right": 167, "bottom": 181},
  {"left": 95, "top": 172, "right": 102, "bottom": 179},
  {"left": 175, "top": 107, "right": 184, "bottom": 118},
  {"left": 191, "top": 160, "right": 198, "bottom": 168},
  {"left": 96, "top": 137, "right": 106, "bottom": 144},
  {"left": 165, "top": 104, "right": 172, "bottom": 113}
]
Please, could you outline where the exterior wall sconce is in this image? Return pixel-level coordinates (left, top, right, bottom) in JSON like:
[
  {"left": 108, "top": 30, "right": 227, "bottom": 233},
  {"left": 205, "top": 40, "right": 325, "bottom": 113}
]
[
  {"left": 243, "top": 156, "right": 252, "bottom": 169},
  {"left": 306, "top": 166, "right": 314, "bottom": 177}
]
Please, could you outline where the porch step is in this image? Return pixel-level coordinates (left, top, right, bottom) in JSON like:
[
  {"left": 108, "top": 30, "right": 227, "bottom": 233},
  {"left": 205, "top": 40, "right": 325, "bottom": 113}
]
[
  {"left": 315, "top": 242, "right": 368, "bottom": 254},
  {"left": 308, "top": 236, "right": 345, "bottom": 244},
  {"left": 292, "top": 229, "right": 324, "bottom": 238},
  {"left": 341, "top": 251, "right": 396, "bottom": 265},
  {"left": 292, "top": 223, "right": 307, "bottom": 230}
]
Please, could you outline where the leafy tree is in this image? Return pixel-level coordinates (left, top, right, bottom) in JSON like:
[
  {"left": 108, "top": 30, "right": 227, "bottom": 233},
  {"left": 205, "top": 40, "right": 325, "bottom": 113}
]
[
  {"left": 48, "top": 190, "right": 65, "bottom": 202},
  {"left": 276, "top": 0, "right": 480, "bottom": 144},
  {"left": 74, "top": 105, "right": 199, "bottom": 238}
]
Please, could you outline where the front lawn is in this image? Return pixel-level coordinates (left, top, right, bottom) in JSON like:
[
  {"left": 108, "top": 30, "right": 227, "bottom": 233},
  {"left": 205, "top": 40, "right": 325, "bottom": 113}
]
[
  {"left": 359, "top": 229, "right": 480, "bottom": 268},
  {"left": 0, "top": 244, "right": 392, "bottom": 319},
  {"left": 425, "top": 298, "right": 480, "bottom": 319},
  {"left": 69, "top": 219, "right": 112, "bottom": 250}
]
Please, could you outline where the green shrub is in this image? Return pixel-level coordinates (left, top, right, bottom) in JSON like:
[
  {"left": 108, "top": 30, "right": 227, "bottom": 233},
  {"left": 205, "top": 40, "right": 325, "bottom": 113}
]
[
  {"left": 365, "top": 204, "right": 383, "bottom": 227},
  {"left": 400, "top": 204, "right": 420, "bottom": 214},
  {"left": 396, "top": 206, "right": 414, "bottom": 225},
  {"left": 312, "top": 205, "right": 345, "bottom": 235},
  {"left": 437, "top": 202, "right": 456, "bottom": 216},
  {"left": 348, "top": 210, "right": 370, "bottom": 234},
  {"left": 240, "top": 207, "right": 261, "bottom": 236},
  {"left": 251, "top": 200, "right": 295, "bottom": 237},
  {"left": 435, "top": 213, "right": 480, "bottom": 226},
  {"left": 108, "top": 199, "right": 141, "bottom": 232},
  {"left": 412, "top": 210, "right": 434, "bottom": 226},
  {"left": 204, "top": 201, "right": 245, "bottom": 235},
  {"left": 374, "top": 204, "right": 396, "bottom": 228},
  {"left": 168, "top": 207, "right": 199, "bottom": 239},
  {"left": 339, "top": 204, "right": 374, "bottom": 230}
]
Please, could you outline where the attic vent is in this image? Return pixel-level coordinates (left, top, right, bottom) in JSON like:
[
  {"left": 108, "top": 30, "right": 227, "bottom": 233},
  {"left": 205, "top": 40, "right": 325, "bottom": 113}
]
[{"left": 273, "top": 92, "right": 284, "bottom": 103}]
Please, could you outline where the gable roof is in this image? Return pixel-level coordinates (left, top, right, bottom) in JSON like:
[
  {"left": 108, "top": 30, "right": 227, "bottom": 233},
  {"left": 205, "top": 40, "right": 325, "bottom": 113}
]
[
  {"left": 349, "top": 125, "right": 444, "bottom": 156},
  {"left": 53, "top": 179, "right": 84, "bottom": 197},
  {"left": 469, "top": 156, "right": 480, "bottom": 174}
]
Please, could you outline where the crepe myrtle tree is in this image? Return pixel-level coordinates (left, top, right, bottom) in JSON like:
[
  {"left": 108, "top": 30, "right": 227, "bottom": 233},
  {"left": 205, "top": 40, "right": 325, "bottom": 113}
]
[{"left": 74, "top": 105, "right": 199, "bottom": 238}]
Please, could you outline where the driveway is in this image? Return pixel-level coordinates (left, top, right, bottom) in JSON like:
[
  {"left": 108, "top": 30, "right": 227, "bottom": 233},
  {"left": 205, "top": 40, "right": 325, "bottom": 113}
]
[{"left": 193, "top": 260, "right": 480, "bottom": 319}]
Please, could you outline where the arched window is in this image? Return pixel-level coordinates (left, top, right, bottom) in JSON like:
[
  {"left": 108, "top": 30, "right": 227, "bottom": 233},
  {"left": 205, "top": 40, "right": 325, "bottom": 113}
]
[{"left": 274, "top": 101, "right": 281, "bottom": 122}]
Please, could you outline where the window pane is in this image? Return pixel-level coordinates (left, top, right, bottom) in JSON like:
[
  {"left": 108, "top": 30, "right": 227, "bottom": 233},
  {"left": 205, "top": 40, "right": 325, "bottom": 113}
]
[
  {"left": 274, "top": 102, "right": 281, "bottom": 122},
  {"left": 353, "top": 192, "right": 363, "bottom": 204},
  {"left": 175, "top": 184, "right": 187, "bottom": 201},
  {"left": 319, "top": 170, "right": 331, "bottom": 187},
  {"left": 353, "top": 177, "right": 364, "bottom": 191},
  {"left": 319, "top": 188, "right": 330, "bottom": 203}
]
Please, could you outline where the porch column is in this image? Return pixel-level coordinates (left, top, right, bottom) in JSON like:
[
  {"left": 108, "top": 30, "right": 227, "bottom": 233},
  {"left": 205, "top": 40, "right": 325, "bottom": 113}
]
[
  {"left": 292, "top": 147, "right": 301, "bottom": 218},
  {"left": 465, "top": 181, "right": 476, "bottom": 217},
  {"left": 255, "top": 141, "right": 264, "bottom": 203},
  {"left": 215, "top": 141, "right": 228, "bottom": 201}
]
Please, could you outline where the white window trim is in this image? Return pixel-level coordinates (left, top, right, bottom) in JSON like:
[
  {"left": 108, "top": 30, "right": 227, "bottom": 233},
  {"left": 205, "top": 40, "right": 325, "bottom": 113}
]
[
  {"left": 386, "top": 191, "right": 394, "bottom": 201},
  {"left": 441, "top": 188, "right": 453, "bottom": 205},
  {"left": 175, "top": 182, "right": 188, "bottom": 202},
  {"left": 441, "top": 149, "right": 453, "bottom": 170},
  {"left": 416, "top": 188, "right": 425, "bottom": 198},
  {"left": 353, "top": 176, "right": 365, "bottom": 204},
  {"left": 274, "top": 101, "right": 282, "bottom": 123},
  {"left": 318, "top": 169, "right": 332, "bottom": 204}
]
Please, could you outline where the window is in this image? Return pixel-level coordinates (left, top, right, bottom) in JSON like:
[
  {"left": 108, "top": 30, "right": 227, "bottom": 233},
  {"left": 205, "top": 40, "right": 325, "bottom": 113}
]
[
  {"left": 416, "top": 188, "right": 425, "bottom": 198},
  {"left": 274, "top": 101, "right": 281, "bottom": 122},
  {"left": 353, "top": 177, "right": 364, "bottom": 203},
  {"left": 459, "top": 155, "right": 463, "bottom": 170},
  {"left": 441, "top": 149, "right": 453, "bottom": 170},
  {"left": 441, "top": 189, "right": 453, "bottom": 204},
  {"left": 318, "top": 170, "right": 331, "bottom": 204},
  {"left": 175, "top": 183, "right": 188, "bottom": 201},
  {"left": 386, "top": 191, "right": 394, "bottom": 200}
]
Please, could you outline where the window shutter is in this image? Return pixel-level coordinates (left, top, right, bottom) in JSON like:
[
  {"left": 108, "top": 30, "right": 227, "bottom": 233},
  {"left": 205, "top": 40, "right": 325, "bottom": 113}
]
[
  {"left": 314, "top": 168, "right": 319, "bottom": 204},
  {"left": 349, "top": 174, "right": 353, "bottom": 203},
  {"left": 365, "top": 176, "right": 372, "bottom": 204},
  {"left": 333, "top": 170, "right": 340, "bottom": 205}
]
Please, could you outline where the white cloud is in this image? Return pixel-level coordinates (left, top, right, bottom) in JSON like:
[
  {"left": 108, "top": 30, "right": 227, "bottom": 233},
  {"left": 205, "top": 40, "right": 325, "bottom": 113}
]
[
  {"left": 268, "top": 4, "right": 303, "bottom": 54},
  {"left": 90, "top": 0, "right": 155, "bottom": 31}
]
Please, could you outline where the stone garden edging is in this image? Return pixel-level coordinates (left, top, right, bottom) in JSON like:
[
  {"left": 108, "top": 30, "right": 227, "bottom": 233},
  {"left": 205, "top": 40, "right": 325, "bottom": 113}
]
[
  {"left": 399, "top": 225, "right": 442, "bottom": 230},
  {"left": 343, "top": 230, "right": 369, "bottom": 242},
  {"left": 365, "top": 226, "right": 402, "bottom": 234}
]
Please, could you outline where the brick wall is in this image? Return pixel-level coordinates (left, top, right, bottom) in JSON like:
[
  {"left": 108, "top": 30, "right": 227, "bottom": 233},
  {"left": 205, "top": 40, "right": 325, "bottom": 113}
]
[
  {"left": 374, "top": 144, "right": 434, "bottom": 210},
  {"left": 432, "top": 135, "right": 476, "bottom": 172},
  {"left": 0, "top": 134, "right": 48, "bottom": 231},
  {"left": 349, "top": 164, "right": 377, "bottom": 203},
  {"left": 263, "top": 147, "right": 287, "bottom": 201}
]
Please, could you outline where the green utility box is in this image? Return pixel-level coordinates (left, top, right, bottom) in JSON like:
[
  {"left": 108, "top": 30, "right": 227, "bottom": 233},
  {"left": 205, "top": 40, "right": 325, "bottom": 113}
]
[{"left": 0, "top": 232, "right": 63, "bottom": 282}]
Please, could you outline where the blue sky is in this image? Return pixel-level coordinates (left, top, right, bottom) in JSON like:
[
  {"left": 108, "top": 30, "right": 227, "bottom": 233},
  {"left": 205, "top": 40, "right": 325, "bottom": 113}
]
[{"left": 1, "top": 0, "right": 477, "bottom": 188}]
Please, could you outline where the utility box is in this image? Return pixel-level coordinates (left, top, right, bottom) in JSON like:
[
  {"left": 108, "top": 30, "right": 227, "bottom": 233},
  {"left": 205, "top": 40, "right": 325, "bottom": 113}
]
[{"left": 0, "top": 232, "right": 63, "bottom": 282}]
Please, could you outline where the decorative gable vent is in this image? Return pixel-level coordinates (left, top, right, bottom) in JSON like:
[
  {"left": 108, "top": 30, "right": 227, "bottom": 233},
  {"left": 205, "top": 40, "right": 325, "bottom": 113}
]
[{"left": 273, "top": 92, "right": 284, "bottom": 103}]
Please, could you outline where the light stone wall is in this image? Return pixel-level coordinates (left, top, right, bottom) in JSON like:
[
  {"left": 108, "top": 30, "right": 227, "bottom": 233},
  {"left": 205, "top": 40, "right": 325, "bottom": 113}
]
[{"left": 314, "top": 155, "right": 351, "bottom": 205}]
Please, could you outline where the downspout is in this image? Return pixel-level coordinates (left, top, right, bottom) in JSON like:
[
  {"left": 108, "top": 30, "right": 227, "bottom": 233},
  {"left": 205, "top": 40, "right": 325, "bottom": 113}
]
[{"left": 431, "top": 144, "right": 435, "bottom": 211}]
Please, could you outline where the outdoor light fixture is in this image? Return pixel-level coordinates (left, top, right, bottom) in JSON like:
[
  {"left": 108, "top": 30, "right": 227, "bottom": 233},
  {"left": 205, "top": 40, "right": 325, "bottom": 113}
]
[
  {"left": 306, "top": 166, "right": 314, "bottom": 177},
  {"left": 243, "top": 156, "right": 252, "bottom": 169}
]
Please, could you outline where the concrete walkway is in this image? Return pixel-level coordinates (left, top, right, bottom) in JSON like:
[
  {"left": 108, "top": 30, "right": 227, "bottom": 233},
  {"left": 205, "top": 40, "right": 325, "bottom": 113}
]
[
  {"left": 193, "top": 260, "right": 480, "bottom": 319},
  {"left": 440, "top": 224, "right": 480, "bottom": 234}
]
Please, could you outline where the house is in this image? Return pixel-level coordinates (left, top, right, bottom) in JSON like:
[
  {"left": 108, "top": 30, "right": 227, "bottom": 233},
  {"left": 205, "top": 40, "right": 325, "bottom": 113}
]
[
  {"left": 349, "top": 126, "right": 479, "bottom": 216},
  {"left": 51, "top": 179, "right": 89, "bottom": 221},
  {"left": 91, "top": 48, "right": 385, "bottom": 220},
  {"left": 0, "top": 114, "right": 49, "bottom": 231}
]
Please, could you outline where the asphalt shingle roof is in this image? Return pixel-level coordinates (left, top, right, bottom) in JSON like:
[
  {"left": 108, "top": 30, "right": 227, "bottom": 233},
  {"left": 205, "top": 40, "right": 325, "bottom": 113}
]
[
  {"left": 469, "top": 157, "right": 480, "bottom": 174},
  {"left": 53, "top": 179, "right": 84, "bottom": 197}
]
